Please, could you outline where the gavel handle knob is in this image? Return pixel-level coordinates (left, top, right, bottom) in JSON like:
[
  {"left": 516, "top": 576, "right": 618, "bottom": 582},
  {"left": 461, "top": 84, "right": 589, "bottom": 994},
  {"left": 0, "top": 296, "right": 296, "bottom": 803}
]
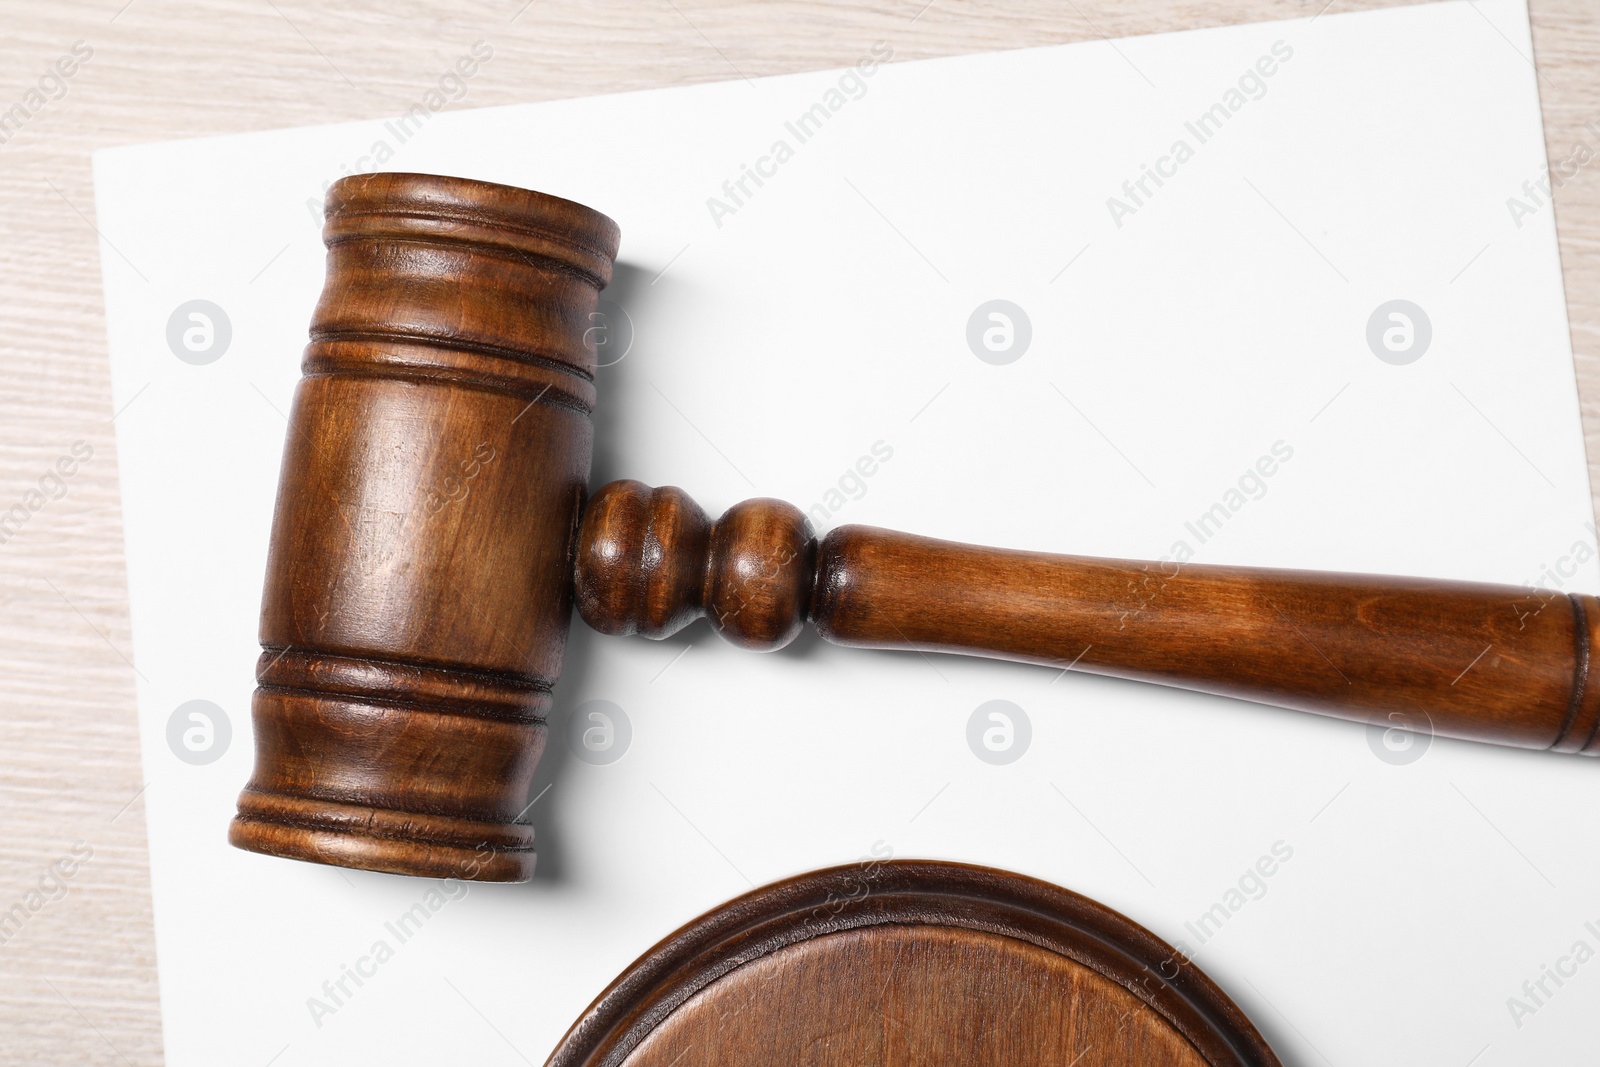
[{"left": 576, "top": 480, "right": 1600, "bottom": 755}]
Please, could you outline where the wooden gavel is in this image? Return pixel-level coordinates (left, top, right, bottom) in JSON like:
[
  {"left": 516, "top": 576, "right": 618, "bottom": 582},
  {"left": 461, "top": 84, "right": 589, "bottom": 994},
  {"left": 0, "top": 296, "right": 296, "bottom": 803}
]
[{"left": 230, "top": 172, "right": 1600, "bottom": 883}]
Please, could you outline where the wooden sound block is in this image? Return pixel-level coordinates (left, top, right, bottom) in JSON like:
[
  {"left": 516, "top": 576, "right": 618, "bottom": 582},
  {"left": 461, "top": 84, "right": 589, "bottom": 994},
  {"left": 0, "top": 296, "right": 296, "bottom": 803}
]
[{"left": 548, "top": 861, "right": 1279, "bottom": 1067}]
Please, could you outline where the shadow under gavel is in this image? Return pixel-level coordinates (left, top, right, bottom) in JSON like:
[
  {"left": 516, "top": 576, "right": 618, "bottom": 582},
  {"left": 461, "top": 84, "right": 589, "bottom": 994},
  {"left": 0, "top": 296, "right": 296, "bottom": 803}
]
[{"left": 229, "top": 172, "right": 1600, "bottom": 884}]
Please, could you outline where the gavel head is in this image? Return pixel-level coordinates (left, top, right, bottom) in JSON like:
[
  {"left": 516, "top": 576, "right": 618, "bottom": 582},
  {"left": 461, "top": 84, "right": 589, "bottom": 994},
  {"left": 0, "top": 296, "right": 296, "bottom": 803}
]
[{"left": 228, "top": 173, "right": 620, "bottom": 883}]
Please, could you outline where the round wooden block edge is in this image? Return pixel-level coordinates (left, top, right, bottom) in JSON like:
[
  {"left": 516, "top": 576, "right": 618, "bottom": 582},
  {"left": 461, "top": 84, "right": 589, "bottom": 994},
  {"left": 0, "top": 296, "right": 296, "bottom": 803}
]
[{"left": 546, "top": 859, "right": 1280, "bottom": 1067}]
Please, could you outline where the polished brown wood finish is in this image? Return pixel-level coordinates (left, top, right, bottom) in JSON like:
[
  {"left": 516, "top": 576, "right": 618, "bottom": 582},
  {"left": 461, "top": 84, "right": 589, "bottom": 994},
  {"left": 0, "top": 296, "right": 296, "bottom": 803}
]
[
  {"left": 579, "top": 483, "right": 1600, "bottom": 756},
  {"left": 811, "top": 527, "right": 1600, "bottom": 754},
  {"left": 576, "top": 480, "right": 815, "bottom": 651},
  {"left": 235, "top": 172, "right": 1596, "bottom": 888},
  {"left": 546, "top": 860, "right": 1281, "bottom": 1067},
  {"left": 228, "top": 173, "right": 620, "bottom": 882}
]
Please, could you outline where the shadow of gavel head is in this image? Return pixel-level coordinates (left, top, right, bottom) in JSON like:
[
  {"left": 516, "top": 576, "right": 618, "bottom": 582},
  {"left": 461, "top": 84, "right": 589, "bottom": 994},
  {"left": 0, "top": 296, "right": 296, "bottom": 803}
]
[{"left": 232, "top": 172, "right": 1600, "bottom": 884}]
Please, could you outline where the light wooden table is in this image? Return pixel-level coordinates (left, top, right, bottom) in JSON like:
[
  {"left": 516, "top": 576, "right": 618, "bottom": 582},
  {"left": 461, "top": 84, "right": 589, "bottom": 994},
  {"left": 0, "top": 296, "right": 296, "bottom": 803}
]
[{"left": 2, "top": 1, "right": 1595, "bottom": 1061}]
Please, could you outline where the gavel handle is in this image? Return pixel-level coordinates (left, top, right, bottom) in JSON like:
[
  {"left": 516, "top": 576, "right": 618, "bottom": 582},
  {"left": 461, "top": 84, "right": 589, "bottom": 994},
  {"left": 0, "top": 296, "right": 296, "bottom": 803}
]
[
  {"left": 814, "top": 527, "right": 1600, "bottom": 754},
  {"left": 576, "top": 481, "right": 1600, "bottom": 755}
]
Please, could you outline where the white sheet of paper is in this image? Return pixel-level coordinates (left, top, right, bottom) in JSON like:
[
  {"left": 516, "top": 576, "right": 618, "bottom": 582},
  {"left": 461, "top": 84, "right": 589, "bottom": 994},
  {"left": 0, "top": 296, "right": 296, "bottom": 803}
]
[{"left": 95, "top": 0, "right": 1599, "bottom": 1061}]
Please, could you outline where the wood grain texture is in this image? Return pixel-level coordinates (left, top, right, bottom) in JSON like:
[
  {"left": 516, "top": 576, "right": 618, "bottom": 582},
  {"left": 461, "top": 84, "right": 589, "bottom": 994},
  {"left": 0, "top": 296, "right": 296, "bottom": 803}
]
[
  {"left": 812, "top": 527, "right": 1600, "bottom": 752},
  {"left": 577, "top": 479, "right": 816, "bottom": 650},
  {"left": 619, "top": 927, "right": 1216, "bottom": 1067},
  {"left": 620, "top": 928, "right": 1219, "bottom": 1067},
  {"left": 1, "top": 0, "right": 1595, "bottom": 1060},
  {"left": 576, "top": 483, "right": 1600, "bottom": 753},
  {"left": 239, "top": 171, "right": 1600, "bottom": 889},
  {"left": 547, "top": 860, "right": 1280, "bottom": 1067},
  {"left": 229, "top": 172, "right": 618, "bottom": 882}
]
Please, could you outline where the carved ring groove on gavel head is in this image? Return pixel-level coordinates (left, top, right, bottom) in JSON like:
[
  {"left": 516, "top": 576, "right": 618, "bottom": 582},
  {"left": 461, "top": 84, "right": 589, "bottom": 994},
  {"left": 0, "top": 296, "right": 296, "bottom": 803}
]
[{"left": 231, "top": 173, "right": 1600, "bottom": 885}]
